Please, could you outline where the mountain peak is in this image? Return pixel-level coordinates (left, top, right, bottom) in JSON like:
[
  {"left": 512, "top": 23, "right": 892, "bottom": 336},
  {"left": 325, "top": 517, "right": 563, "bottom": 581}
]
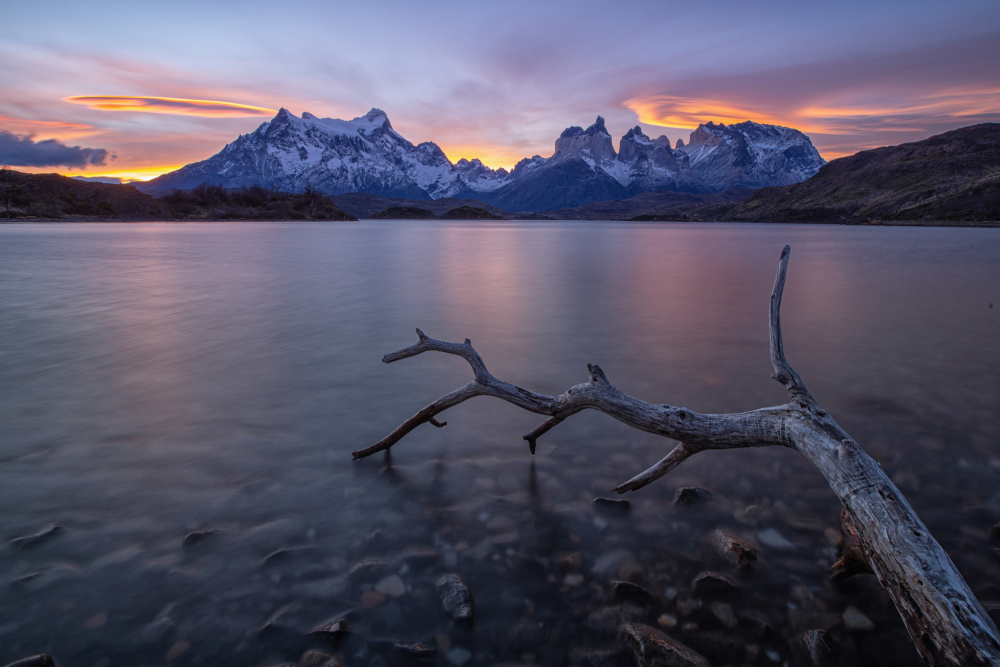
[
  {"left": 364, "top": 108, "right": 388, "bottom": 122},
  {"left": 302, "top": 111, "right": 317, "bottom": 120},
  {"left": 622, "top": 126, "right": 651, "bottom": 142},
  {"left": 587, "top": 116, "right": 609, "bottom": 135}
]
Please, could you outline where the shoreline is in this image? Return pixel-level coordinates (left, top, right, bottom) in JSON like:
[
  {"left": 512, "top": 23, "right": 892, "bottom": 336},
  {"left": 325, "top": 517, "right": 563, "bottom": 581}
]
[{"left": 3, "top": 217, "right": 1000, "bottom": 228}]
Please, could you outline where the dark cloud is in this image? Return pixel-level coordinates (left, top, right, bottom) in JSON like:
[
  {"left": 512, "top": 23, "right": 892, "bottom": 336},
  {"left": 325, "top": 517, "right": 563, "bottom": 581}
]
[{"left": 0, "top": 131, "right": 110, "bottom": 167}]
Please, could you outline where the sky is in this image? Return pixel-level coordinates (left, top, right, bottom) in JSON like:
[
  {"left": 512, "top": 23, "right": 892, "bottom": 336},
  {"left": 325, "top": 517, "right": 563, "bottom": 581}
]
[{"left": 1, "top": 0, "right": 998, "bottom": 181}]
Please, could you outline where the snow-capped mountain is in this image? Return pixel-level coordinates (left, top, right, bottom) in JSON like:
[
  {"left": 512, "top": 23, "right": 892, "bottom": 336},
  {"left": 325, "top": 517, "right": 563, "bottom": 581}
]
[
  {"left": 141, "top": 108, "right": 508, "bottom": 199},
  {"left": 140, "top": 109, "right": 825, "bottom": 212},
  {"left": 675, "top": 121, "right": 825, "bottom": 191}
]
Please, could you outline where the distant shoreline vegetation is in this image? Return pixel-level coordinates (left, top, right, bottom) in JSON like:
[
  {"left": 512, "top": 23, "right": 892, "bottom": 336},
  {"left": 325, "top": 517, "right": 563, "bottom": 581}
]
[{"left": 0, "top": 171, "right": 356, "bottom": 221}]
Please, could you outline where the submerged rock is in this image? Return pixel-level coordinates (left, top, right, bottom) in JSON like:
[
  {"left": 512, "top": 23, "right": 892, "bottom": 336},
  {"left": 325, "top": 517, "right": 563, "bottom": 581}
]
[
  {"left": 591, "top": 549, "right": 638, "bottom": 578},
  {"left": 262, "top": 545, "right": 318, "bottom": 567},
  {"left": 8, "top": 524, "right": 61, "bottom": 549},
  {"left": 2, "top": 656, "right": 57, "bottom": 667},
  {"left": 374, "top": 574, "right": 406, "bottom": 597},
  {"left": 691, "top": 571, "right": 741, "bottom": 596},
  {"left": 710, "top": 601, "right": 738, "bottom": 629},
  {"left": 842, "top": 605, "right": 875, "bottom": 631},
  {"left": 756, "top": 527, "right": 795, "bottom": 551},
  {"left": 612, "top": 581, "right": 656, "bottom": 605},
  {"left": 393, "top": 642, "right": 436, "bottom": 660},
  {"left": 794, "top": 629, "right": 842, "bottom": 667},
  {"left": 436, "top": 574, "right": 474, "bottom": 623},
  {"left": 299, "top": 649, "right": 341, "bottom": 667},
  {"left": 182, "top": 529, "right": 219, "bottom": 548},
  {"left": 713, "top": 529, "right": 757, "bottom": 569},
  {"left": 621, "top": 623, "right": 710, "bottom": 667},
  {"left": 444, "top": 647, "right": 472, "bottom": 666},
  {"left": 674, "top": 487, "right": 714, "bottom": 506},
  {"left": 309, "top": 612, "right": 351, "bottom": 643},
  {"left": 593, "top": 497, "right": 631, "bottom": 515}
]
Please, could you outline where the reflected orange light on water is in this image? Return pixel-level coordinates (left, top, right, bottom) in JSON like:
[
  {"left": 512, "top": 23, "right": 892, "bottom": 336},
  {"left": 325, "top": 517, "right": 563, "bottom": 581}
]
[{"left": 433, "top": 225, "right": 533, "bottom": 334}]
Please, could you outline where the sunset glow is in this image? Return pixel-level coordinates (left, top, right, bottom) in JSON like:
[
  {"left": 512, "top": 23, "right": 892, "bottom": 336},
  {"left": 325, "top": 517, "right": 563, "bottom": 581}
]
[
  {"left": 65, "top": 96, "right": 277, "bottom": 118},
  {"left": 0, "top": 115, "right": 97, "bottom": 140},
  {"left": 1, "top": 1, "right": 996, "bottom": 178},
  {"left": 438, "top": 144, "right": 535, "bottom": 171},
  {"left": 624, "top": 96, "right": 786, "bottom": 131}
]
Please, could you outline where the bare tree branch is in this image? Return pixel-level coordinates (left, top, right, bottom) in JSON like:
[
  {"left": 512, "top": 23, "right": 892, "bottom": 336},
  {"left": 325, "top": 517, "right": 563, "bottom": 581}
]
[{"left": 356, "top": 247, "right": 1000, "bottom": 666}]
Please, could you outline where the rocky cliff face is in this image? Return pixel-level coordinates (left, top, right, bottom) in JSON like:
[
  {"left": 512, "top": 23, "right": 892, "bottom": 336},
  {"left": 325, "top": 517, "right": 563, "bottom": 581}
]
[
  {"left": 676, "top": 121, "right": 825, "bottom": 191},
  {"left": 140, "top": 109, "right": 825, "bottom": 212}
]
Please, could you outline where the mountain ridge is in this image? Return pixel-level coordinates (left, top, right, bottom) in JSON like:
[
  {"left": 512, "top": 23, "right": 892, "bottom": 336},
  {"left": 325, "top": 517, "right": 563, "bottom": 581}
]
[{"left": 138, "top": 108, "right": 826, "bottom": 212}]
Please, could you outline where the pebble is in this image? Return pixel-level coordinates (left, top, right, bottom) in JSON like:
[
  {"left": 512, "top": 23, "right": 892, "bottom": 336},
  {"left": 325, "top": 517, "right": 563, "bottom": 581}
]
[
  {"left": 621, "top": 622, "right": 710, "bottom": 667},
  {"left": 714, "top": 530, "right": 757, "bottom": 569},
  {"left": 593, "top": 497, "right": 631, "bottom": 515},
  {"left": 444, "top": 647, "right": 472, "bottom": 666},
  {"left": 436, "top": 574, "right": 474, "bottom": 622},
  {"left": 374, "top": 574, "right": 406, "bottom": 597},
  {"left": 796, "top": 629, "right": 841, "bottom": 667},
  {"left": 657, "top": 613, "right": 678, "bottom": 628},
  {"left": 612, "top": 581, "right": 655, "bottom": 605},
  {"left": 674, "top": 487, "right": 714, "bottom": 506},
  {"left": 711, "top": 601, "right": 739, "bottom": 629},
  {"left": 309, "top": 613, "right": 350, "bottom": 642},
  {"left": 757, "top": 527, "right": 795, "bottom": 550},
  {"left": 691, "top": 571, "right": 741, "bottom": 596},
  {"left": 591, "top": 549, "right": 638, "bottom": 578},
  {"left": 842, "top": 605, "right": 875, "bottom": 631}
]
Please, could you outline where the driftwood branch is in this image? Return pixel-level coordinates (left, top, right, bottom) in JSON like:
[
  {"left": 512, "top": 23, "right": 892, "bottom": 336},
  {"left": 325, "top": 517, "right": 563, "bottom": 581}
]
[{"left": 355, "top": 246, "right": 1000, "bottom": 666}]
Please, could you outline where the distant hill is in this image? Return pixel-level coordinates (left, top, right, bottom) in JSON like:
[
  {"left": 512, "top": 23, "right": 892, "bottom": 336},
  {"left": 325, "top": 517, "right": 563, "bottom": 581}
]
[
  {"left": 721, "top": 124, "right": 1000, "bottom": 223},
  {"left": 1, "top": 169, "right": 160, "bottom": 218},
  {"left": 330, "top": 192, "right": 510, "bottom": 219},
  {"left": 0, "top": 171, "right": 355, "bottom": 221},
  {"left": 541, "top": 187, "right": 754, "bottom": 220}
]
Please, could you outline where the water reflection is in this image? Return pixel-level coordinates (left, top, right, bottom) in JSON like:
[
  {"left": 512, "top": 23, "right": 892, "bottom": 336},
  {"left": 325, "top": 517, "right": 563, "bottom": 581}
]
[{"left": 0, "top": 221, "right": 997, "bottom": 666}]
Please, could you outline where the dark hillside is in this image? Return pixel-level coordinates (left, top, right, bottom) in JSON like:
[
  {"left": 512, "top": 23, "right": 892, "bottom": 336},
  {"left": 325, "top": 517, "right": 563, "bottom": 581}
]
[{"left": 722, "top": 124, "right": 1000, "bottom": 223}]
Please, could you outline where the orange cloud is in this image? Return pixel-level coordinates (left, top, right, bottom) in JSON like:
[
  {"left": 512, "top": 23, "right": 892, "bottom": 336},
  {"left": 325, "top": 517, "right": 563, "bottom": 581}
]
[
  {"left": 65, "top": 96, "right": 277, "bottom": 118},
  {"left": 0, "top": 115, "right": 97, "bottom": 140},
  {"left": 624, "top": 95, "right": 786, "bottom": 130}
]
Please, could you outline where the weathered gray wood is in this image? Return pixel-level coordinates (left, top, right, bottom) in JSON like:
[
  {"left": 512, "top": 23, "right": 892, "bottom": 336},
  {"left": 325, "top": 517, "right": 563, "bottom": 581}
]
[{"left": 354, "top": 246, "right": 1000, "bottom": 666}]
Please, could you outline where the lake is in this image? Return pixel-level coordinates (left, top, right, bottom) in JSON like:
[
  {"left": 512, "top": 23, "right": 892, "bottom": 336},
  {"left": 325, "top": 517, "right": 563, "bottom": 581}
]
[{"left": 1, "top": 221, "right": 998, "bottom": 666}]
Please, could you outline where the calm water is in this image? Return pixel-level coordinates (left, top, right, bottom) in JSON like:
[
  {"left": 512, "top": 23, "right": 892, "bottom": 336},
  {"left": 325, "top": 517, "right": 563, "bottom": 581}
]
[{"left": 0, "top": 221, "right": 998, "bottom": 666}]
